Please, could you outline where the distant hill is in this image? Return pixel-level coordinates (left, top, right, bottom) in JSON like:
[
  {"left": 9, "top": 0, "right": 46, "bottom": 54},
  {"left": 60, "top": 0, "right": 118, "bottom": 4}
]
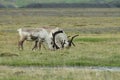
[
  {"left": 0, "top": 0, "right": 120, "bottom": 8},
  {"left": 21, "top": 3, "right": 120, "bottom": 8},
  {"left": 0, "top": 3, "right": 5, "bottom": 8}
]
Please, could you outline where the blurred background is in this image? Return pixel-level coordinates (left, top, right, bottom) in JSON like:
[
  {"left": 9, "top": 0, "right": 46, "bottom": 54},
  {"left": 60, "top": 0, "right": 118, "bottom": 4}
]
[{"left": 0, "top": 0, "right": 120, "bottom": 8}]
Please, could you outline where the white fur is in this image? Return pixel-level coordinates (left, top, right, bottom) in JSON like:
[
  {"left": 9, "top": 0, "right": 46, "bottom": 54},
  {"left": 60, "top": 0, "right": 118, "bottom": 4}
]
[
  {"left": 17, "top": 28, "right": 53, "bottom": 50},
  {"left": 49, "top": 27, "right": 69, "bottom": 49},
  {"left": 17, "top": 27, "right": 76, "bottom": 50}
]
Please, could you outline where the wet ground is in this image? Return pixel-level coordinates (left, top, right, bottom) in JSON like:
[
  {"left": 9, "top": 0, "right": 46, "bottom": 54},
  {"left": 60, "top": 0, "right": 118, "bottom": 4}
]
[{"left": 0, "top": 65, "right": 120, "bottom": 72}]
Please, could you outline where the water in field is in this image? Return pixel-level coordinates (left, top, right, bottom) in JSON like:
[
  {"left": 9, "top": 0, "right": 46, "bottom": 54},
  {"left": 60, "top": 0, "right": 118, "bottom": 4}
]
[{"left": 0, "top": 65, "right": 120, "bottom": 80}]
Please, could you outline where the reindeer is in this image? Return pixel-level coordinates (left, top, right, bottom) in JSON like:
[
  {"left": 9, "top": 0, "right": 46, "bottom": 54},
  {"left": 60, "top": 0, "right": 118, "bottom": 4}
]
[
  {"left": 17, "top": 28, "right": 54, "bottom": 50},
  {"left": 50, "top": 27, "right": 79, "bottom": 49}
]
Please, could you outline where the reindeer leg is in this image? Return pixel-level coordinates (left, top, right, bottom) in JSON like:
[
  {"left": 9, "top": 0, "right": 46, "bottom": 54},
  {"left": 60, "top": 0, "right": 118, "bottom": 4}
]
[
  {"left": 18, "top": 36, "right": 26, "bottom": 50},
  {"left": 32, "top": 41, "right": 38, "bottom": 50},
  {"left": 61, "top": 40, "right": 65, "bottom": 48},
  {"left": 38, "top": 42, "right": 46, "bottom": 50},
  {"left": 18, "top": 39, "right": 25, "bottom": 50},
  {"left": 21, "top": 40, "right": 25, "bottom": 50},
  {"left": 18, "top": 40, "right": 24, "bottom": 50},
  {"left": 38, "top": 42, "right": 42, "bottom": 50},
  {"left": 42, "top": 43, "right": 46, "bottom": 50}
]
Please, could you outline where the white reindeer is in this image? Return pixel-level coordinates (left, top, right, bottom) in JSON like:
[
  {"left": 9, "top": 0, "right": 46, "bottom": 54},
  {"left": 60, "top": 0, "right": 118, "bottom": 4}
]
[
  {"left": 17, "top": 28, "right": 54, "bottom": 50},
  {"left": 50, "top": 27, "right": 79, "bottom": 49}
]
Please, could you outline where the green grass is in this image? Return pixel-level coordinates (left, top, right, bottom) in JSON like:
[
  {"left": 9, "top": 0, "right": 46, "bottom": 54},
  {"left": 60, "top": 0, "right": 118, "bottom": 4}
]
[
  {"left": 75, "top": 37, "right": 117, "bottom": 42},
  {"left": 0, "top": 8, "right": 120, "bottom": 67},
  {"left": 0, "top": 8, "right": 120, "bottom": 80},
  {"left": 0, "top": 34, "right": 120, "bottom": 67}
]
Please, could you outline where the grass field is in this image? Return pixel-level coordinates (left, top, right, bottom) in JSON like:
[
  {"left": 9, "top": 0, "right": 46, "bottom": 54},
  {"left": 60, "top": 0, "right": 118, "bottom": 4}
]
[{"left": 0, "top": 8, "right": 120, "bottom": 80}]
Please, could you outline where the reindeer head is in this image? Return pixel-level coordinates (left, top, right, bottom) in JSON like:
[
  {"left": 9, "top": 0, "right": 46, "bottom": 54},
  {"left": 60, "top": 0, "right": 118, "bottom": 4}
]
[{"left": 52, "top": 30, "right": 79, "bottom": 49}]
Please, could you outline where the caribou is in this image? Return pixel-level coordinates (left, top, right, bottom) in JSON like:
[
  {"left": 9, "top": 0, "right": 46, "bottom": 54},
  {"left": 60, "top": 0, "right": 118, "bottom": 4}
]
[
  {"left": 17, "top": 28, "right": 54, "bottom": 50},
  {"left": 51, "top": 28, "right": 79, "bottom": 49}
]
